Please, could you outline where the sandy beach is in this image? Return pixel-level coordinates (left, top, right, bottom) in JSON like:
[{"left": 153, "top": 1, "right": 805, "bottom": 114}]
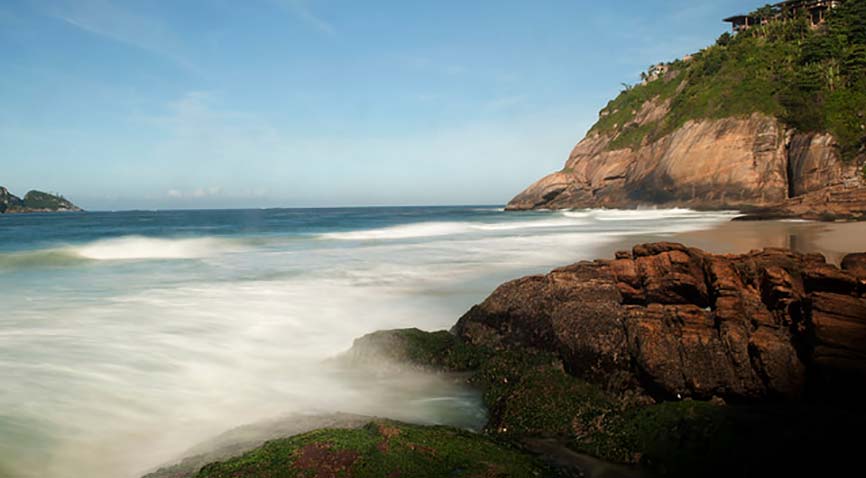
[{"left": 674, "top": 219, "right": 866, "bottom": 264}]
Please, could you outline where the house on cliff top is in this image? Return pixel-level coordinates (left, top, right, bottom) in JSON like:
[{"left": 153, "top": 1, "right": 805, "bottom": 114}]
[{"left": 724, "top": 0, "right": 844, "bottom": 33}]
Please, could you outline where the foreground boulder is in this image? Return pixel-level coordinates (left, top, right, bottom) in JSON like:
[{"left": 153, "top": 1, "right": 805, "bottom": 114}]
[{"left": 454, "top": 243, "right": 866, "bottom": 404}]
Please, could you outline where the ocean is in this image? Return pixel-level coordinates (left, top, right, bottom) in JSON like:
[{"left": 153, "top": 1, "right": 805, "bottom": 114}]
[{"left": 0, "top": 206, "right": 739, "bottom": 478}]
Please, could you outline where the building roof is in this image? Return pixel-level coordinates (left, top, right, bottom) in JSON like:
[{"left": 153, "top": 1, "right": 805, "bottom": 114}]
[{"left": 723, "top": 14, "right": 754, "bottom": 22}]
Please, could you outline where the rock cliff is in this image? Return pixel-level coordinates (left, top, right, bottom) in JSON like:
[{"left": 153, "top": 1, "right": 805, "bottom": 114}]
[
  {"left": 507, "top": 113, "right": 865, "bottom": 217},
  {"left": 454, "top": 242, "right": 866, "bottom": 404}
]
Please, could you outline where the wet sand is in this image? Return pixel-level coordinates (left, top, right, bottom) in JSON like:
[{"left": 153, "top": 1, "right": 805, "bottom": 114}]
[
  {"left": 598, "top": 219, "right": 866, "bottom": 265},
  {"left": 674, "top": 219, "right": 866, "bottom": 264}
]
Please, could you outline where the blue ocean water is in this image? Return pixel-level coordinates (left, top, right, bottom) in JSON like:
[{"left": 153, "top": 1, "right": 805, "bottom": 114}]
[{"left": 0, "top": 206, "right": 738, "bottom": 478}]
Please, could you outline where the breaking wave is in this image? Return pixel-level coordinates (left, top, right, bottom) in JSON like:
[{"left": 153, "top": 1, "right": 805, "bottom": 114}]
[
  {"left": 0, "top": 236, "right": 245, "bottom": 269},
  {"left": 320, "top": 222, "right": 476, "bottom": 240},
  {"left": 563, "top": 208, "right": 740, "bottom": 221},
  {"left": 320, "top": 208, "right": 736, "bottom": 241},
  {"left": 74, "top": 236, "right": 238, "bottom": 260}
]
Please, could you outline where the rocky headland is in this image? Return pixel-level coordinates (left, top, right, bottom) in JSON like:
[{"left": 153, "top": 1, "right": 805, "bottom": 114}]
[
  {"left": 149, "top": 243, "right": 866, "bottom": 478},
  {"left": 507, "top": 0, "right": 866, "bottom": 220},
  {"left": 0, "top": 187, "right": 81, "bottom": 214},
  {"left": 507, "top": 114, "right": 866, "bottom": 220}
]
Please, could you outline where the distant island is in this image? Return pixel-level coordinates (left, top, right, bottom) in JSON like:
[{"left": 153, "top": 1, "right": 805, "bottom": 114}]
[
  {"left": 0, "top": 186, "right": 81, "bottom": 213},
  {"left": 507, "top": 0, "right": 866, "bottom": 220}
]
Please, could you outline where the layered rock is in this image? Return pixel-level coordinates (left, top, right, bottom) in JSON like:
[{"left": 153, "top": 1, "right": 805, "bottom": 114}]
[
  {"left": 454, "top": 242, "right": 866, "bottom": 403},
  {"left": 506, "top": 113, "right": 866, "bottom": 218},
  {"left": 738, "top": 184, "right": 866, "bottom": 220}
]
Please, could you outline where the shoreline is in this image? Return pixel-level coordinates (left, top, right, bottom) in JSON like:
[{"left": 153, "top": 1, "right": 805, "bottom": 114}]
[
  {"left": 673, "top": 219, "right": 866, "bottom": 264},
  {"left": 584, "top": 217, "right": 866, "bottom": 266}
]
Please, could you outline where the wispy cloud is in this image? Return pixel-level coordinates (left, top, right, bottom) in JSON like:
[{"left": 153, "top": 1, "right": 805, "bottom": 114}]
[
  {"left": 35, "top": 0, "right": 199, "bottom": 73},
  {"left": 166, "top": 187, "right": 223, "bottom": 199},
  {"left": 270, "top": 0, "right": 336, "bottom": 36}
]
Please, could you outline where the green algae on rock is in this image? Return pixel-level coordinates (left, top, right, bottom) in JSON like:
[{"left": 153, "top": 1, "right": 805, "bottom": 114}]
[
  {"left": 343, "top": 328, "right": 491, "bottom": 372},
  {"left": 194, "top": 421, "right": 560, "bottom": 478}
]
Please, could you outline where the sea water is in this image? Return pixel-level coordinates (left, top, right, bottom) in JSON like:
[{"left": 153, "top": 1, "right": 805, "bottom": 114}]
[{"left": 0, "top": 206, "right": 738, "bottom": 478}]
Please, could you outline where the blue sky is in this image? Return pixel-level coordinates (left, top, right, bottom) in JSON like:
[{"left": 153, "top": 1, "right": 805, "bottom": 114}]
[{"left": 1, "top": 0, "right": 759, "bottom": 210}]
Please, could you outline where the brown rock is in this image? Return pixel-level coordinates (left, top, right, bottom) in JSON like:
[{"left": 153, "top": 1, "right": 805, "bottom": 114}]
[
  {"left": 841, "top": 253, "right": 866, "bottom": 281},
  {"left": 506, "top": 110, "right": 866, "bottom": 220},
  {"left": 507, "top": 114, "right": 793, "bottom": 211},
  {"left": 787, "top": 132, "right": 854, "bottom": 197},
  {"left": 454, "top": 243, "right": 866, "bottom": 403}
]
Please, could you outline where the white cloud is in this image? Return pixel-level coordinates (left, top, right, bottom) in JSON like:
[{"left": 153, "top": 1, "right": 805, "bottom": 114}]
[
  {"left": 165, "top": 187, "right": 224, "bottom": 199},
  {"left": 36, "top": 0, "right": 199, "bottom": 73}
]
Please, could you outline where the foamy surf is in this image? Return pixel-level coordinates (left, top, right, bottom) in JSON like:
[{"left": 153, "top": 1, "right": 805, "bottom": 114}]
[
  {"left": 0, "top": 206, "right": 739, "bottom": 478},
  {"left": 320, "top": 222, "right": 474, "bottom": 240},
  {"left": 319, "top": 208, "right": 735, "bottom": 241},
  {"left": 320, "top": 219, "right": 588, "bottom": 240},
  {"left": 564, "top": 208, "right": 740, "bottom": 221},
  {"left": 0, "top": 236, "right": 247, "bottom": 269},
  {"left": 73, "top": 236, "right": 238, "bottom": 260}
]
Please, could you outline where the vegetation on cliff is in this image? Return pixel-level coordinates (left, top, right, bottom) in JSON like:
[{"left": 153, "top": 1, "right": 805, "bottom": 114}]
[{"left": 592, "top": 0, "right": 866, "bottom": 160}]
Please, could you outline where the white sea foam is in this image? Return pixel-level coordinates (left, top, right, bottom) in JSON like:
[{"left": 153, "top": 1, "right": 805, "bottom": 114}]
[
  {"left": 321, "top": 217, "right": 589, "bottom": 240},
  {"left": 72, "top": 236, "right": 240, "bottom": 261},
  {"left": 321, "top": 209, "right": 736, "bottom": 241},
  {"left": 574, "top": 207, "right": 738, "bottom": 221},
  {"left": 321, "top": 222, "right": 473, "bottom": 240},
  {"left": 472, "top": 218, "right": 586, "bottom": 231}
]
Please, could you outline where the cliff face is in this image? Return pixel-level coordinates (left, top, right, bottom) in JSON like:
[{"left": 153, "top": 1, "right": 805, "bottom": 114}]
[{"left": 506, "top": 113, "right": 865, "bottom": 213}]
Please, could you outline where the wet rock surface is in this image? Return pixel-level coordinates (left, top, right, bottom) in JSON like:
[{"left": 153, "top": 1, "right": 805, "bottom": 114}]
[{"left": 454, "top": 242, "right": 866, "bottom": 403}]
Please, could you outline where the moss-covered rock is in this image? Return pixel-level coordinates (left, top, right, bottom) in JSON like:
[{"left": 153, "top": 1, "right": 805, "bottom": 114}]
[
  {"left": 470, "top": 351, "right": 618, "bottom": 437},
  {"left": 340, "top": 327, "right": 866, "bottom": 477},
  {"left": 177, "top": 317, "right": 866, "bottom": 478},
  {"left": 194, "top": 420, "right": 560, "bottom": 478},
  {"left": 343, "top": 328, "right": 491, "bottom": 372}
]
